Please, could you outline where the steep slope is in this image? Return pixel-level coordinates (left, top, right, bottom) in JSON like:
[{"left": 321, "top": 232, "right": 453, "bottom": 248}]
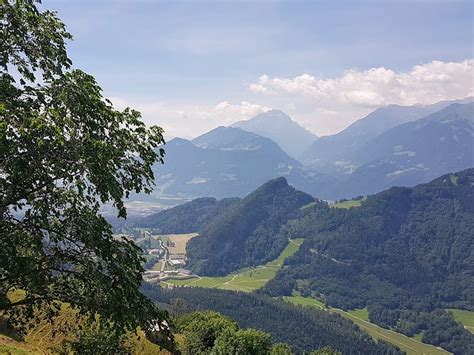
[
  {"left": 339, "top": 102, "right": 474, "bottom": 196},
  {"left": 143, "top": 285, "right": 403, "bottom": 354},
  {"left": 186, "top": 177, "right": 314, "bottom": 276},
  {"left": 301, "top": 97, "right": 473, "bottom": 173},
  {"left": 264, "top": 169, "right": 474, "bottom": 354},
  {"left": 232, "top": 110, "right": 317, "bottom": 158},
  {"left": 150, "top": 130, "right": 335, "bottom": 200},
  {"left": 135, "top": 197, "right": 240, "bottom": 233}
]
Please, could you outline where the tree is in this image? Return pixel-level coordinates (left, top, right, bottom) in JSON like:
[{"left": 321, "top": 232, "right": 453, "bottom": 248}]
[
  {"left": 269, "top": 343, "right": 293, "bottom": 355},
  {"left": 0, "top": 0, "right": 168, "bottom": 335},
  {"left": 60, "top": 320, "right": 135, "bottom": 355},
  {"left": 310, "top": 346, "right": 341, "bottom": 355},
  {"left": 178, "top": 311, "right": 238, "bottom": 354},
  {"left": 213, "top": 328, "right": 272, "bottom": 355}
]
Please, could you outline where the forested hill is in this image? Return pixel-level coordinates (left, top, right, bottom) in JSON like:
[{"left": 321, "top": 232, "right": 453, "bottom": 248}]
[
  {"left": 142, "top": 285, "right": 402, "bottom": 355},
  {"left": 186, "top": 177, "right": 315, "bottom": 276},
  {"left": 133, "top": 197, "right": 240, "bottom": 233},
  {"left": 264, "top": 168, "right": 474, "bottom": 353}
]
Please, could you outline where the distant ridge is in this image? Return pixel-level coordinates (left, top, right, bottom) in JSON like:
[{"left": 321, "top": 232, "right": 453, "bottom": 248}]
[
  {"left": 232, "top": 110, "right": 317, "bottom": 158},
  {"left": 301, "top": 97, "right": 474, "bottom": 172},
  {"left": 338, "top": 102, "right": 474, "bottom": 197}
]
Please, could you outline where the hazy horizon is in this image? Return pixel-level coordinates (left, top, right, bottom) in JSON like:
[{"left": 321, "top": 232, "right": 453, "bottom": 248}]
[{"left": 44, "top": 0, "right": 473, "bottom": 139}]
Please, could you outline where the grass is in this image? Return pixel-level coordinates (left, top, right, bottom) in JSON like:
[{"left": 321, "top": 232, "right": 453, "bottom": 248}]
[
  {"left": 166, "top": 233, "right": 198, "bottom": 254},
  {"left": 347, "top": 308, "right": 369, "bottom": 321},
  {"left": 163, "top": 238, "right": 304, "bottom": 292},
  {"left": 450, "top": 175, "right": 459, "bottom": 185},
  {"left": 136, "top": 237, "right": 162, "bottom": 250},
  {"left": 157, "top": 235, "right": 170, "bottom": 244},
  {"left": 330, "top": 198, "right": 365, "bottom": 209},
  {"left": 0, "top": 334, "right": 41, "bottom": 354},
  {"left": 282, "top": 295, "right": 325, "bottom": 309},
  {"left": 282, "top": 296, "right": 449, "bottom": 355},
  {"left": 412, "top": 332, "right": 424, "bottom": 341},
  {"left": 300, "top": 201, "right": 317, "bottom": 210},
  {"left": 1, "top": 291, "right": 166, "bottom": 354},
  {"left": 447, "top": 309, "right": 474, "bottom": 333},
  {"left": 152, "top": 261, "right": 163, "bottom": 271}
]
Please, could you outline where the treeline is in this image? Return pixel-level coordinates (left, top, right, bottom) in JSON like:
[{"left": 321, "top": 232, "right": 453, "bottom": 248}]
[
  {"left": 186, "top": 177, "right": 315, "bottom": 276},
  {"left": 174, "top": 310, "right": 341, "bottom": 354},
  {"left": 263, "top": 169, "right": 474, "bottom": 354},
  {"left": 369, "top": 307, "right": 473, "bottom": 354},
  {"left": 142, "top": 284, "right": 403, "bottom": 354},
  {"left": 133, "top": 197, "right": 240, "bottom": 233}
]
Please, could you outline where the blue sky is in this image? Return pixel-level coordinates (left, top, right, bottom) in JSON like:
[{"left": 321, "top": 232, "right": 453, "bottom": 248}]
[{"left": 46, "top": 0, "right": 473, "bottom": 138}]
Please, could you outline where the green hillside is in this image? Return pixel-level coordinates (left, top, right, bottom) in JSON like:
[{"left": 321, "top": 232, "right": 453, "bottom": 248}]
[
  {"left": 263, "top": 169, "right": 474, "bottom": 354},
  {"left": 283, "top": 296, "right": 449, "bottom": 355},
  {"left": 163, "top": 238, "right": 303, "bottom": 291},
  {"left": 186, "top": 177, "right": 314, "bottom": 276}
]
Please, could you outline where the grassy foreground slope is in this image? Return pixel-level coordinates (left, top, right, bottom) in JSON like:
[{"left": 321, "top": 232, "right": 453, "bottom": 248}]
[
  {"left": 0, "top": 298, "right": 167, "bottom": 355},
  {"left": 283, "top": 295, "right": 449, "bottom": 355},
  {"left": 163, "top": 238, "right": 303, "bottom": 291}
]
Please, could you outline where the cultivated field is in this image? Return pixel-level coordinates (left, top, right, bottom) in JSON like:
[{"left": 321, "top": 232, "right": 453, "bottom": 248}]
[
  {"left": 283, "top": 295, "right": 450, "bottom": 355},
  {"left": 165, "top": 233, "right": 198, "bottom": 254},
  {"left": 162, "top": 238, "right": 304, "bottom": 292}
]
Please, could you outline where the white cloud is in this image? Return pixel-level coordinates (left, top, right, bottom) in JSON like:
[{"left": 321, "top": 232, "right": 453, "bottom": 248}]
[
  {"left": 249, "top": 60, "right": 474, "bottom": 107},
  {"left": 109, "top": 60, "right": 473, "bottom": 139},
  {"left": 108, "top": 98, "right": 269, "bottom": 139},
  {"left": 213, "top": 101, "right": 270, "bottom": 120}
]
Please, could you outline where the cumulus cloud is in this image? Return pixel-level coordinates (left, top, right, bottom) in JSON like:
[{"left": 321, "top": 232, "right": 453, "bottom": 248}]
[
  {"left": 249, "top": 60, "right": 474, "bottom": 107},
  {"left": 213, "top": 101, "right": 270, "bottom": 120},
  {"left": 108, "top": 60, "right": 473, "bottom": 139}
]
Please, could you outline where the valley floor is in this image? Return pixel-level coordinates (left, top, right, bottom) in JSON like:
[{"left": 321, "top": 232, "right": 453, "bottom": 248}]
[{"left": 161, "top": 238, "right": 304, "bottom": 292}]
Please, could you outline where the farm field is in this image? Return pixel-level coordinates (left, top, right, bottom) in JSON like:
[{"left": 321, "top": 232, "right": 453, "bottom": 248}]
[
  {"left": 283, "top": 296, "right": 449, "bottom": 355},
  {"left": 162, "top": 238, "right": 304, "bottom": 292},
  {"left": 330, "top": 198, "right": 365, "bottom": 209},
  {"left": 166, "top": 233, "right": 198, "bottom": 254},
  {"left": 447, "top": 309, "right": 474, "bottom": 333}
]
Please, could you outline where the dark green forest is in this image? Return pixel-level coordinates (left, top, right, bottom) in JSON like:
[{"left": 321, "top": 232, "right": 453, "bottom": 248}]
[
  {"left": 186, "top": 177, "right": 315, "bottom": 275},
  {"left": 142, "top": 284, "right": 402, "bottom": 354},
  {"left": 263, "top": 169, "right": 474, "bottom": 354},
  {"left": 130, "top": 197, "right": 240, "bottom": 233}
]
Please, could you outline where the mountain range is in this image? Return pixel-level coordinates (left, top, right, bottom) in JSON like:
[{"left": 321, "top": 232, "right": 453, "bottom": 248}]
[
  {"left": 335, "top": 102, "right": 474, "bottom": 196},
  {"left": 300, "top": 97, "right": 473, "bottom": 173},
  {"left": 150, "top": 126, "right": 334, "bottom": 200},
  {"left": 122, "top": 97, "right": 473, "bottom": 212}
]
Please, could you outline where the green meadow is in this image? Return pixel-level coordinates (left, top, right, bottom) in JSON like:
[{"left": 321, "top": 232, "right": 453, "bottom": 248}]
[
  {"left": 447, "top": 309, "right": 474, "bottom": 333},
  {"left": 283, "top": 295, "right": 449, "bottom": 355},
  {"left": 330, "top": 198, "right": 365, "bottom": 209},
  {"left": 162, "top": 238, "right": 304, "bottom": 292}
]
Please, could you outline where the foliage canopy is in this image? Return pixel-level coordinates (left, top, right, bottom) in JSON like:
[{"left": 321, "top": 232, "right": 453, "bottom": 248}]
[{"left": 0, "top": 0, "right": 167, "bottom": 335}]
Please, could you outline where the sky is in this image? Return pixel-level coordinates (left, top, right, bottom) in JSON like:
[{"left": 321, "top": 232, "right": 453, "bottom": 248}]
[{"left": 45, "top": 0, "right": 474, "bottom": 139}]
